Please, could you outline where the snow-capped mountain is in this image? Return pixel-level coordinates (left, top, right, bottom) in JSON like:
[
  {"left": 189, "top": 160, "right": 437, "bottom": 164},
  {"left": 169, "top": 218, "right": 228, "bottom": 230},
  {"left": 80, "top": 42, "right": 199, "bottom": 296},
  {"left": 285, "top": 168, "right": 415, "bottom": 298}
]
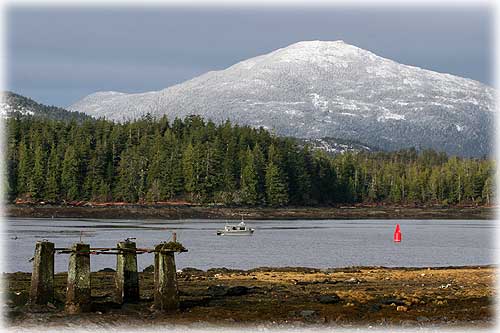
[
  {"left": 1, "top": 93, "right": 35, "bottom": 118},
  {"left": 69, "top": 40, "right": 495, "bottom": 157},
  {"left": 2, "top": 91, "right": 91, "bottom": 121}
]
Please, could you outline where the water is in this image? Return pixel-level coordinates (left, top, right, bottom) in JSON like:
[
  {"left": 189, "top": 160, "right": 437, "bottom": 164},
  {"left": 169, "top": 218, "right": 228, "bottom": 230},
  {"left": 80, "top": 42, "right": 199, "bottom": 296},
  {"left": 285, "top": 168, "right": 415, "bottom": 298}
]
[{"left": 3, "top": 218, "right": 496, "bottom": 273}]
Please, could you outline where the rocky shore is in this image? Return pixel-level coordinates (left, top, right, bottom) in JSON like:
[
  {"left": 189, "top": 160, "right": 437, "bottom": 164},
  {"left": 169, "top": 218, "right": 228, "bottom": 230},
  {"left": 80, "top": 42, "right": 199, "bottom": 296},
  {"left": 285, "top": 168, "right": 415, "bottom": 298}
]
[
  {"left": 4, "top": 265, "right": 495, "bottom": 329},
  {"left": 5, "top": 204, "right": 496, "bottom": 220}
]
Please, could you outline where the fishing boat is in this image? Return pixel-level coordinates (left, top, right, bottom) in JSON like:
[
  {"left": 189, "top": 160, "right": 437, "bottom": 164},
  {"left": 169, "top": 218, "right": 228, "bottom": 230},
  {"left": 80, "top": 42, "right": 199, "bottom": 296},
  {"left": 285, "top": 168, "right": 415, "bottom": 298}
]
[{"left": 216, "top": 219, "right": 255, "bottom": 236}]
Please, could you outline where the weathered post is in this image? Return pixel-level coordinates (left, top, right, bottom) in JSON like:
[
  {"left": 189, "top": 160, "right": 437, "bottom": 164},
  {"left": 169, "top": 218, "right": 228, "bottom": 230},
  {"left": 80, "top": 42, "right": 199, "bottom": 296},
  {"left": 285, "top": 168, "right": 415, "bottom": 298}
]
[
  {"left": 115, "top": 240, "right": 139, "bottom": 304},
  {"left": 153, "top": 243, "right": 181, "bottom": 311},
  {"left": 65, "top": 243, "right": 91, "bottom": 314},
  {"left": 29, "top": 241, "right": 54, "bottom": 305}
]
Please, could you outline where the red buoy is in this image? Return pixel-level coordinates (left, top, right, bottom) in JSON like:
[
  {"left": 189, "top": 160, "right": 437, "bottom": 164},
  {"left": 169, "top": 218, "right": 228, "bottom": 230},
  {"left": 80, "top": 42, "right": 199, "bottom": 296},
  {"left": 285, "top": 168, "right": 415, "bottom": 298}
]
[{"left": 393, "top": 224, "right": 402, "bottom": 242}]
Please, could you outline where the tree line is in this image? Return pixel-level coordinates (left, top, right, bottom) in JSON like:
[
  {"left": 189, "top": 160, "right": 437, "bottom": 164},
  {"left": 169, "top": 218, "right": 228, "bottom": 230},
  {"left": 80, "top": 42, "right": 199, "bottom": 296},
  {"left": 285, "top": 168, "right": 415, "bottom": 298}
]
[{"left": 4, "top": 115, "right": 496, "bottom": 206}]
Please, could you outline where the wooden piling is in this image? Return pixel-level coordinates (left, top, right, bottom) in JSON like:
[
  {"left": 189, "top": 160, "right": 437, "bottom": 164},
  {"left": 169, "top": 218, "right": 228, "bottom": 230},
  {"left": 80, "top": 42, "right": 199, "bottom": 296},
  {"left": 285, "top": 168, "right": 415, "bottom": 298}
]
[
  {"left": 153, "top": 244, "right": 179, "bottom": 311},
  {"left": 65, "top": 243, "right": 91, "bottom": 314},
  {"left": 115, "top": 240, "right": 139, "bottom": 304},
  {"left": 29, "top": 241, "right": 54, "bottom": 305}
]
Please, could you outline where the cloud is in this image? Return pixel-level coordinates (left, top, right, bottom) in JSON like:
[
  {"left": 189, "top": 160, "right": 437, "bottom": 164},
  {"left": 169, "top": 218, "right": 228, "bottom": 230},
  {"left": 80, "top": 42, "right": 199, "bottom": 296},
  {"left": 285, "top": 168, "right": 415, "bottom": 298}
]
[{"left": 6, "top": 6, "right": 492, "bottom": 106}]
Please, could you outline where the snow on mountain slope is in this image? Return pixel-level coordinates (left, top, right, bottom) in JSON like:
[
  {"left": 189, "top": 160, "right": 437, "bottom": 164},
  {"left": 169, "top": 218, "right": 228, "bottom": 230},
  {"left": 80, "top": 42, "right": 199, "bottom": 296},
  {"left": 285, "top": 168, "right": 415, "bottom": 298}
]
[
  {"left": 69, "top": 40, "right": 495, "bottom": 157},
  {"left": 2, "top": 91, "right": 92, "bottom": 121}
]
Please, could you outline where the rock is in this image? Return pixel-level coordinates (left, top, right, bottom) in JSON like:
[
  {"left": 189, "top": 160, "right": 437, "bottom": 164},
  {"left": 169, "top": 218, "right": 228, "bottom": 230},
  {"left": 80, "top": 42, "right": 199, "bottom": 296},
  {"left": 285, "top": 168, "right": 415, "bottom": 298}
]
[
  {"left": 400, "top": 319, "right": 417, "bottom": 326},
  {"left": 299, "top": 310, "right": 318, "bottom": 320},
  {"left": 296, "top": 281, "right": 311, "bottom": 285},
  {"left": 6, "top": 291, "right": 29, "bottom": 307},
  {"left": 380, "top": 298, "right": 406, "bottom": 306},
  {"left": 416, "top": 316, "right": 430, "bottom": 322},
  {"left": 318, "top": 294, "right": 341, "bottom": 304},
  {"left": 396, "top": 305, "right": 408, "bottom": 312},
  {"left": 335, "top": 314, "right": 347, "bottom": 322},
  {"left": 181, "top": 267, "right": 205, "bottom": 274},
  {"left": 345, "top": 277, "right": 361, "bottom": 284},
  {"left": 98, "top": 267, "right": 115, "bottom": 272},
  {"left": 206, "top": 285, "right": 250, "bottom": 297},
  {"left": 226, "top": 286, "right": 249, "bottom": 296},
  {"left": 142, "top": 265, "right": 154, "bottom": 273},
  {"left": 296, "top": 279, "right": 337, "bottom": 285},
  {"left": 207, "top": 285, "right": 227, "bottom": 297},
  {"left": 369, "top": 304, "right": 381, "bottom": 312}
]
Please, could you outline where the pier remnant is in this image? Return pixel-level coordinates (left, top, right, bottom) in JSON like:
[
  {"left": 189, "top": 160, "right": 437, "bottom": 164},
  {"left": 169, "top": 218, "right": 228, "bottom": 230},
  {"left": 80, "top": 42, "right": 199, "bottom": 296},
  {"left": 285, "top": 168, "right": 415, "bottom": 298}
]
[
  {"left": 65, "top": 243, "right": 91, "bottom": 314},
  {"left": 29, "top": 241, "right": 54, "bottom": 305},
  {"left": 116, "top": 240, "right": 139, "bottom": 304},
  {"left": 153, "top": 242, "right": 186, "bottom": 311}
]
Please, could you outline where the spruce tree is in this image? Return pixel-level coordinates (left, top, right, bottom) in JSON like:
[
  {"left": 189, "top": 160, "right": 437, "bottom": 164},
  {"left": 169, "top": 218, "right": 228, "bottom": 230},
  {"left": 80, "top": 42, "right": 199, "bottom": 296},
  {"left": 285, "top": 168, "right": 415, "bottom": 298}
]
[
  {"left": 252, "top": 143, "right": 266, "bottom": 204},
  {"left": 240, "top": 148, "right": 258, "bottom": 205},
  {"left": 204, "top": 138, "right": 223, "bottom": 200},
  {"left": 29, "top": 143, "right": 46, "bottom": 199},
  {"left": 165, "top": 144, "right": 184, "bottom": 199},
  {"left": 45, "top": 145, "right": 60, "bottom": 202},
  {"left": 61, "top": 146, "right": 80, "bottom": 201},
  {"left": 265, "top": 159, "right": 288, "bottom": 207},
  {"left": 182, "top": 143, "right": 197, "bottom": 197},
  {"left": 16, "top": 141, "right": 32, "bottom": 197},
  {"left": 482, "top": 176, "right": 494, "bottom": 205}
]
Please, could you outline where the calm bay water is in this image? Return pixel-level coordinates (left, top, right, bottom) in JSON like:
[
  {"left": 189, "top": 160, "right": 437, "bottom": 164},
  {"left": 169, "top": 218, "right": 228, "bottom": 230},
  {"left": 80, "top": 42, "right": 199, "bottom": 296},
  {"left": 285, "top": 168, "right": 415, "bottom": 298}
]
[{"left": 3, "top": 218, "right": 496, "bottom": 273}]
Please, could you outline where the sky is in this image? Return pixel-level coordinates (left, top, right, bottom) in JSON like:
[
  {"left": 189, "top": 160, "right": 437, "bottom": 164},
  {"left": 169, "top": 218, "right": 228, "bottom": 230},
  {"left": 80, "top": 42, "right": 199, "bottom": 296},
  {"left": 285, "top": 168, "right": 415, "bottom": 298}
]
[{"left": 6, "top": 5, "right": 493, "bottom": 107}]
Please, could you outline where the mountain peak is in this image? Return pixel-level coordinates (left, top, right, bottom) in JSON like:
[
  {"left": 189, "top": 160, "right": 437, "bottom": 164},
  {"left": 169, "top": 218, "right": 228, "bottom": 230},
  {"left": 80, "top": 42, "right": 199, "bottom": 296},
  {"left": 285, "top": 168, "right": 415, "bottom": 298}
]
[
  {"left": 278, "top": 40, "right": 358, "bottom": 54},
  {"left": 289, "top": 40, "right": 346, "bottom": 47},
  {"left": 256, "top": 40, "right": 380, "bottom": 70}
]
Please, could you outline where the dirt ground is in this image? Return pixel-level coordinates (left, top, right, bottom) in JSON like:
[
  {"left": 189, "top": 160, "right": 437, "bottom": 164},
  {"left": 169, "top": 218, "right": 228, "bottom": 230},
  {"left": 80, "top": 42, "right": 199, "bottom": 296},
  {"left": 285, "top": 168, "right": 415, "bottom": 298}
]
[
  {"left": 3, "top": 265, "right": 495, "bottom": 330},
  {"left": 6, "top": 204, "right": 495, "bottom": 220}
]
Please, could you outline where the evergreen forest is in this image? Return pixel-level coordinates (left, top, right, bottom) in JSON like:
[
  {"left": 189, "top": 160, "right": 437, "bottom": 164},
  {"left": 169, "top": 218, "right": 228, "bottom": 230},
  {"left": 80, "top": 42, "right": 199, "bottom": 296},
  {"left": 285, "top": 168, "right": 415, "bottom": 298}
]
[{"left": 5, "top": 115, "right": 496, "bottom": 207}]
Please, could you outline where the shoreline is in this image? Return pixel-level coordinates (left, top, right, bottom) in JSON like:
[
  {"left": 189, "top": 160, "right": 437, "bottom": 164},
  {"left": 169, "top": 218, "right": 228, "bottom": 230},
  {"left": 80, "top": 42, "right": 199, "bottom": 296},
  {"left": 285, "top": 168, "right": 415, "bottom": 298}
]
[
  {"left": 4, "top": 264, "right": 496, "bottom": 274},
  {"left": 5, "top": 265, "right": 494, "bottom": 328},
  {"left": 5, "top": 204, "right": 496, "bottom": 220}
]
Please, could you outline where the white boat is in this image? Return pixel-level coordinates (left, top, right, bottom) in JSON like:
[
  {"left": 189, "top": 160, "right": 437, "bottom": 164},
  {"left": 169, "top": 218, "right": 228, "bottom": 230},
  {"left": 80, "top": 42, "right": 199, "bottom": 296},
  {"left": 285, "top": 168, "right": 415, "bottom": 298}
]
[{"left": 217, "top": 220, "right": 255, "bottom": 236}]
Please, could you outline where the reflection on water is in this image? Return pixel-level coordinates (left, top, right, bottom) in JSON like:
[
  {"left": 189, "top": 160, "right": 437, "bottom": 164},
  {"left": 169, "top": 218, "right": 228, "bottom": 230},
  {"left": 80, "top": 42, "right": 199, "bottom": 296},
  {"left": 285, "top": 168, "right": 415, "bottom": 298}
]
[{"left": 4, "top": 218, "right": 496, "bottom": 272}]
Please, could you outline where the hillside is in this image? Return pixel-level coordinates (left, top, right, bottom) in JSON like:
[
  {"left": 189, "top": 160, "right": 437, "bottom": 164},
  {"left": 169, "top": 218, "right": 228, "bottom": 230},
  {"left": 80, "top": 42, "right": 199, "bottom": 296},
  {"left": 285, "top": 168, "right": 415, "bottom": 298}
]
[
  {"left": 69, "top": 40, "right": 495, "bottom": 157},
  {"left": 1, "top": 91, "right": 91, "bottom": 121}
]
